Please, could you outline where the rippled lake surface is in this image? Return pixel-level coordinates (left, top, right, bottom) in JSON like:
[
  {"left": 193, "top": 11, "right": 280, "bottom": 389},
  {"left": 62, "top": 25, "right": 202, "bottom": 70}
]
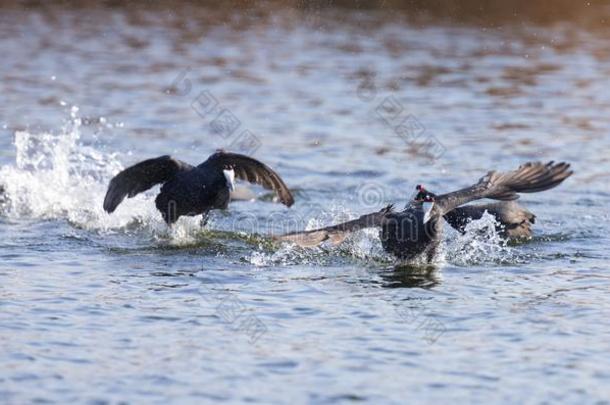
[{"left": 1, "top": 4, "right": 610, "bottom": 403}]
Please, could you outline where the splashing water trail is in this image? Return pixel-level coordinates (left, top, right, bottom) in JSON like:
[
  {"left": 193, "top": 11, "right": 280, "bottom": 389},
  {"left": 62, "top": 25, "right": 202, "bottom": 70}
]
[
  {"left": 0, "top": 108, "right": 203, "bottom": 239},
  {"left": 249, "top": 208, "right": 520, "bottom": 267},
  {"left": 248, "top": 204, "right": 395, "bottom": 266},
  {"left": 0, "top": 110, "right": 532, "bottom": 263},
  {"left": 1, "top": 107, "right": 113, "bottom": 223},
  {"left": 248, "top": 203, "right": 352, "bottom": 266},
  {"left": 444, "top": 211, "right": 518, "bottom": 266}
]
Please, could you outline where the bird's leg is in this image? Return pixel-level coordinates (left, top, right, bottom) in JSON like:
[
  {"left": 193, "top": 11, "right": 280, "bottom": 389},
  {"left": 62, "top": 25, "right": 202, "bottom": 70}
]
[{"left": 200, "top": 211, "right": 210, "bottom": 228}]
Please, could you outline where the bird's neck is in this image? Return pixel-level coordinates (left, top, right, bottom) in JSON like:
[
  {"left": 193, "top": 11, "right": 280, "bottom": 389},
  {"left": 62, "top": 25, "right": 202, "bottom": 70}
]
[{"left": 406, "top": 200, "right": 424, "bottom": 211}]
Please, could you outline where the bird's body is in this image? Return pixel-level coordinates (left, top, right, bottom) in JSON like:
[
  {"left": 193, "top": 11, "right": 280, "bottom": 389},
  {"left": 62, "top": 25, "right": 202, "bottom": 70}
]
[
  {"left": 380, "top": 203, "right": 440, "bottom": 261},
  {"left": 104, "top": 151, "right": 294, "bottom": 224},
  {"left": 154, "top": 164, "right": 229, "bottom": 222},
  {"left": 278, "top": 161, "right": 572, "bottom": 262}
]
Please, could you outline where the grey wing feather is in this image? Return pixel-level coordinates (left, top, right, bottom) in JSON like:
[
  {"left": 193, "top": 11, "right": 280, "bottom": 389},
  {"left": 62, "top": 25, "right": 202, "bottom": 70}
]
[
  {"left": 103, "top": 155, "right": 193, "bottom": 213},
  {"left": 434, "top": 161, "right": 572, "bottom": 216},
  {"left": 203, "top": 151, "right": 294, "bottom": 207},
  {"left": 275, "top": 205, "right": 393, "bottom": 247}
]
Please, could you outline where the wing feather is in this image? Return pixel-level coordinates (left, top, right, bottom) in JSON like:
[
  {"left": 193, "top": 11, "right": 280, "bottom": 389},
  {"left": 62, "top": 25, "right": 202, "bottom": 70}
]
[
  {"left": 433, "top": 161, "right": 572, "bottom": 216},
  {"left": 275, "top": 205, "right": 393, "bottom": 247},
  {"left": 103, "top": 155, "right": 193, "bottom": 213},
  {"left": 203, "top": 151, "right": 294, "bottom": 207}
]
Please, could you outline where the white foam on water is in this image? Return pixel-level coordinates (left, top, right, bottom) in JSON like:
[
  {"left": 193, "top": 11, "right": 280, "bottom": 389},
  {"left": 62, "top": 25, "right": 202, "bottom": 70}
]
[
  {"left": 255, "top": 209, "right": 519, "bottom": 267},
  {"left": 247, "top": 205, "right": 395, "bottom": 266},
  {"left": 0, "top": 109, "right": 521, "bottom": 260},
  {"left": 0, "top": 107, "right": 201, "bottom": 242},
  {"left": 444, "top": 211, "right": 518, "bottom": 266},
  {"left": 248, "top": 203, "right": 353, "bottom": 267}
]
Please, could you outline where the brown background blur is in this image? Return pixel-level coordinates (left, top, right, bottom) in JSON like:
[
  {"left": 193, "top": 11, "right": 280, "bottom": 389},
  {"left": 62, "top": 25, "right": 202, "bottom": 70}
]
[{"left": 1, "top": 0, "right": 609, "bottom": 26}]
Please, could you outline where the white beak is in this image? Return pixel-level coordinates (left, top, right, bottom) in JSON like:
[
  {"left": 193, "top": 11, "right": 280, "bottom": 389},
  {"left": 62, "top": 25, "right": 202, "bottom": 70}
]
[
  {"left": 223, "top": 169, "right": 236, "bottom": 192},
  {"left": 423, "top": 202, "right": 434, "bottom": 224}
]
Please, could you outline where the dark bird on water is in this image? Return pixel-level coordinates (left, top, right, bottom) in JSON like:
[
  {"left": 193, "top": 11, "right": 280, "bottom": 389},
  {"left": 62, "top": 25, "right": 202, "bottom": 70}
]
[
  {"left": 278, "top": 161, "right": 572, "bottom": 262},
  {"left": 103, "top": 151, "right": 294, "bottom": 224}
]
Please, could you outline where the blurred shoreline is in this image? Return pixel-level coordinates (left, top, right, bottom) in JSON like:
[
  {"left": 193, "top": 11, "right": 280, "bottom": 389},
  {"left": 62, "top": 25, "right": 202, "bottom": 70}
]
[{"left": 0, "top": 0, "right": 609, "bottom": 28}]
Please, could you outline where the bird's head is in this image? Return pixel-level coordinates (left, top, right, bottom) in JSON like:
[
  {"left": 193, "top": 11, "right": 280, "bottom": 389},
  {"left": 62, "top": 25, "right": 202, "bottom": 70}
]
[{"left": 414, "top": 184, "right": 436, "bottom": 203}]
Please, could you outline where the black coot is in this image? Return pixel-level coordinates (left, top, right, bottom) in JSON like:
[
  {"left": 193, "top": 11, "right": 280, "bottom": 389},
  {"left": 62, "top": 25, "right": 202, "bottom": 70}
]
[
  {"left": 278, "top": 161, "right": 572, "bottom": 262},
  {"left": 104, "top": 151, "right": 294, "bottom": 224}
]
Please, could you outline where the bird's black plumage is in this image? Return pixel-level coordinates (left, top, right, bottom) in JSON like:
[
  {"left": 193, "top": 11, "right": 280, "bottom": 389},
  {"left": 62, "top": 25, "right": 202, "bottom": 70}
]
[
  {"left": 278, "top": 161, "right": 572, "bottom": 262},
  {"left": 104, "top": 151, "right": 294, "bottom": 224}
]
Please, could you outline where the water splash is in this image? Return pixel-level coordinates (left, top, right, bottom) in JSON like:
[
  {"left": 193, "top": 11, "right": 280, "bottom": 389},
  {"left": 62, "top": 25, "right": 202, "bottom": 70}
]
[
  {"left": 247, "top": 204, "right": 395, "bottom": 267},
  {"left": 0, "top": 108, "right": 198, "bottom": 238},
  {"left": 3, "top": 107, "right": 106, "bottom": 221},
  {"left": 256, "top": 210, "right": 522, "bottom": 267},
  {"left": 444, "top": 211, "right": 519, "bottom": 266},
  {"left": 250, "top": 243, "right": 321, "bottom": 267},
  {"left": 0, "top": 110, "right": 523, "bottom": 262}
]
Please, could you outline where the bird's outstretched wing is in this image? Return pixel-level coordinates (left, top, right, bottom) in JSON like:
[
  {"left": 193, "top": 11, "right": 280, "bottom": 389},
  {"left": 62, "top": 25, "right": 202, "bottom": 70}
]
[
  {"left": 433, "top": 161, "right": 572, "bottom": 217},
  {"left": 103, "top": 155, "right": 193, "bottom": 213},
  {"left": 202, "top": 151, "right": 294, "bottom": 207},
  {"left": 275, "top": 205, "right": 394, "bottom": 247}
]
